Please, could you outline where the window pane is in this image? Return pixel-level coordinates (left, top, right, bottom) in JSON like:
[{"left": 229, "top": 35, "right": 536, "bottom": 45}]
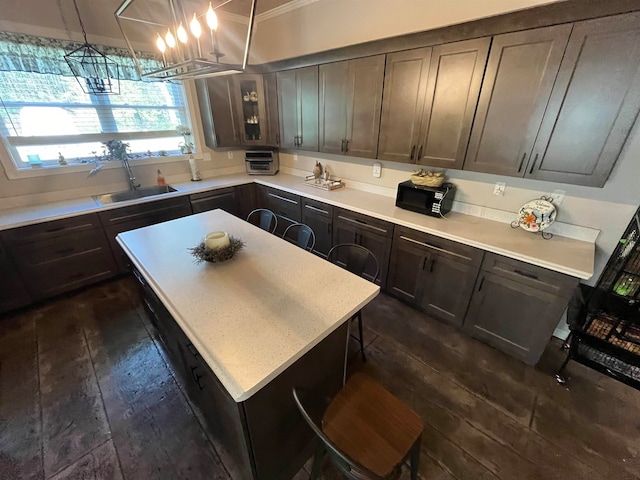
[{"left": 110, "top": 107, "right": 184, "bottom": 132}]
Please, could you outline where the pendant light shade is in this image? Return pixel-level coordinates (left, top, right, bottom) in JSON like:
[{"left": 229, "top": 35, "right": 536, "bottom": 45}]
[
  {"left": 64, "top": 0, "right": 120, "bottom": 94},
  {"left": 114, "top": 0, "right": 257, "bottom": 81}
]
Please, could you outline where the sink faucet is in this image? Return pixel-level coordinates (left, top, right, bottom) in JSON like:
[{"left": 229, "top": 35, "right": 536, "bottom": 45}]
[{"left": 121, "top": 155, "right": 140, "bottom": 191}]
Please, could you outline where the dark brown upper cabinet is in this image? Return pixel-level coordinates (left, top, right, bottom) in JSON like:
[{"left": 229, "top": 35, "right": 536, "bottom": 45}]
[
  {"left": 415, "top": 38, "right": 490, "bottom": 168},
  {"left": 527, "top": 13, "right": 640, "bottom": 187},
  {"left": 262, "top": 72, "right": 280, "bottom": 147},
  {"left": 377, "top": 47, "right": 432, "bottom": 163},
  {"left": 378, "top": 38, "right": 489, "bottom": 167},
  {"left": 196, "top": 76, "right": 242, "bottom": 148},
  {"left": 232, "top": 73, "right": 271, "bottom": 146},
  {"left": 464, "top": 25, "right": 572, "bottom": 176},
  {"left": 277, "top": 66, "right": 319, "bottom": 151},
  {"left": 318, "top": 55, "right": 385, "bottom": 158}
]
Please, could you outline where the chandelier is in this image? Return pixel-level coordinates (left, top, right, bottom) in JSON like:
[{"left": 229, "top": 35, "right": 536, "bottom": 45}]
[
  {"left": 65, "top": 0, "right": 120, "bottom": 94},
  {"left": 115, "top": 0, "right": 257, "bottom": 80}
]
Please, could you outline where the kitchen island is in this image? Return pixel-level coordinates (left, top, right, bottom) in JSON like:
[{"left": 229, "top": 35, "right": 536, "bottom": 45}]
[{"left": 116, "top": 209, "right": 380, "bottom": 480}]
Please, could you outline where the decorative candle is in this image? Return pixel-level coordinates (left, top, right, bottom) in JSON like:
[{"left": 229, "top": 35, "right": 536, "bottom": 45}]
[{"left": 205, "top": 231, "right": 230, "bottom": 250}]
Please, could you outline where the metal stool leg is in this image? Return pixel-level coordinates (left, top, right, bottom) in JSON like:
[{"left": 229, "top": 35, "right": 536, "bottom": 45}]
[
  {"left": 409, "top": 434, "right": 421, "bottom": 480},
  {"left": 357, "top": 311, "right": 366, "bottom": 362},
  {"left": 310, "top": 442, "right": 325, "bottom": 480}
]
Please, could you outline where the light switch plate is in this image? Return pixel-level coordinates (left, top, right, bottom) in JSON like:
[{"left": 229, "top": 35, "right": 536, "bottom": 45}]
[
  {"left": 227, "top": 151, "right": 233, "bottom": 160},
  {"left": 373, "top": 162, "right": 382, "bottom": 178},
  {"left": 493, "top": 182, "right": 506, "bottom": 196}
]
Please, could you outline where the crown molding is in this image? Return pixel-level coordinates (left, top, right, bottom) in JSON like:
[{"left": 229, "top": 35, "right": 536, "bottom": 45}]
[{"left": 256, "top": 0, "right": 320, "bottom": 23}]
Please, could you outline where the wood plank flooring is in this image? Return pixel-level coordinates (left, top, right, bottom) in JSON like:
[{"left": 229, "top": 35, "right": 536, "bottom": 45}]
[{"left": 1, "top": 276, "right": 639, "bottom": 479}]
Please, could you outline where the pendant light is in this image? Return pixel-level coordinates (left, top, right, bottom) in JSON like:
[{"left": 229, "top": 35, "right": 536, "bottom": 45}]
[{"left": 64, "top": 0, "right": 120, "bottom": 94}]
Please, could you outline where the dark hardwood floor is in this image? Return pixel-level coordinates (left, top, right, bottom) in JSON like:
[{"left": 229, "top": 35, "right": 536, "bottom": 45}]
[{"left": 1, "top": 276, "right": 639, "bottom": 480}]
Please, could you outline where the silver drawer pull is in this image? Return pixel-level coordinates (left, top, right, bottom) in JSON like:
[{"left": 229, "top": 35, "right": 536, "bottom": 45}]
[
  {"left": 304, "top": 204, "right": 329, "bottom": 215},
  {"left": 399, "top": 235, "right": 472, "bottom": 261},
  {"left": 337, "top": 215, "right": 388, "bottom": 234},
  {"left": 268, "top": 193, "right": 298, "bottom": 205}
]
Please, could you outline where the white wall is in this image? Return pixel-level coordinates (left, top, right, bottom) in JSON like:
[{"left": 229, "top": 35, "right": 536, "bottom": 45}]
[{"left": 250, "top": 0, "right": 561, "bottom": 63}]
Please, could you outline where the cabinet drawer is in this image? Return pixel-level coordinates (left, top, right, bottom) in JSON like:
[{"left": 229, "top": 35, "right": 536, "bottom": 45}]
[
  {"left": 24, "top": 249, "right": 116, "bottom": 299},
  {"left": 12, "top": 228, "right": 112, "bottom": 267},
  {"left": 481, "top": 252, "right": 578, "bottom": 299},
  {"left": 394, "top": 225, "right": 483, "bottom": 266},
  {"left": 98, "top": 197, "right": 192, "bottom": 226},
  {"left": 190, "top": 188, "right": 237, "bottom": 215},
  {"left": 2, "top": 213, "right": 101, "bottom": 246},
  {"left": 334, "top": 207, "right": 393, "bottom": 238},
  {"left": 302, "top": 198, "right": 333, "bottom": 218}
]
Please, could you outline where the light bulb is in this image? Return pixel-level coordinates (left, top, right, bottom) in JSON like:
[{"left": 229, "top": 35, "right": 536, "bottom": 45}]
[
  {"left": 177, "top": 22, "right": 188, "bottom": 44},
  {"left": 156, "top": 34, "right": 166, "bottom": 52},
  {"left": 165, "top": 29, "right": 176, "bottom": 48},
  {"left": 190, "top": 13, "right": 202, "bottom": 38},
  {"left": 206, "top": 2, "right": 218, "bottom": 30}
]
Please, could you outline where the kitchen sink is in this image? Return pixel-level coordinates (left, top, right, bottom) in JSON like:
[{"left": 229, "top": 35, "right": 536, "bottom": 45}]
[{"left": 93, "top": 185, "right": 178, "bottom": 205}]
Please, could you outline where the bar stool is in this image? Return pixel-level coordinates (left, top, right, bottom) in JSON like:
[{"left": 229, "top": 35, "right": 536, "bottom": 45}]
[
  {"left": 293, "top": 372, "right": 424, "bottom": 480},
  {"left": 282, "top": 223, "right": 316, "bottom": 251},
  {"left": 246, "top": 208, "right": 277, "bottom": 233},
  {"left": 327, "top": 244, "right": 379, "bottom": 361}
]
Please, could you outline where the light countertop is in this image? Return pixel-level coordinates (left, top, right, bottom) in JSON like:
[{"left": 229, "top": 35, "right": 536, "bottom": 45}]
[
  {"left": 117, "top": 209, "right": 380, "bottom": 402},
  {"left": 0, "top": 172, "right": 595, "bottom": 279}
]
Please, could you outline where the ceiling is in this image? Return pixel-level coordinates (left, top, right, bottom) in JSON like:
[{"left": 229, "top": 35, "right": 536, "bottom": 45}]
[{"left": 0, "top": 0, "right": 296, "bottom": 41}]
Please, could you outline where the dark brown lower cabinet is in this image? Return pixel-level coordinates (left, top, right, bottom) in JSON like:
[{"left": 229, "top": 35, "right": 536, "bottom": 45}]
[
  {"left": 99, "top": 197, "right": 192, "bottom": 273},
  {"left": 189, "top": 187, "right": 237, "bottom": 215},
  {"left": 333, "top": 208, "right": 393, "bottom": 288},
  {"left": 387, "top": 226, "right": 483, "bottom": 326},
  {"left": 0, "top": 239, "right": 31, "bottom": 313},
  {"left": 464, "top": 253, "right": 578, "bottom": 365},
  {"left": 301, "top": 198, "right": 333, "bottom": 258},
  {"left": 260, "top": 186, "right": 302, "bottom": 237},
  {"left": 235, "top": 183, "right": 259, "bottom": 221},
  {"left": 133, "top": 267, "right": 346, "bottom": 480}
]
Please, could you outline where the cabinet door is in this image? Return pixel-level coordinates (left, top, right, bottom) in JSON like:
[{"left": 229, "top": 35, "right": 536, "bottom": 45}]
[
  {"left": 464, "top": 25, "right": 571, "bottom": 176},
  {"left": 527, "top": 13, "right": 640, "bottom": 187},
  {"left": 420, "top": 254, "right": 478, "bottom": 327},
  {"left": 387, "top": 234, "right": 427, "bottom": 304},
  {"left": 464, "top": 271, "right": 570, "bottom": 365},
  {"left": 235, "top": 183, "right": 258, "bottom": 221},
  {"left": 416, "top": 38, "right": 489, "bottom": 169},
  {"left": 277, "top": 70, "right": 299, "bottom": 149},
  {"left": 190, "top": 188, "right": 237, "bottom": 215},
  {"left": 265, "top": 188, "right": 302, "bottom": 237},
  {"left": 263, "top": 72, "right": 280, "bottom": 147},
  {"left": 0, "top": 241, "right": 31, "bottom": 313},
  {"left": 345, "top": 55, "right": 385, "bottom": 159},
  {"left": 233, "top": 74, "right": 269, "bottom": 145},
  {"left": 357, "top": 229, "right": 392, "bottom": 289},
  {"left": 301, "top": 199, "right": 333, "bottom": 258},
  {"left": 377, "top": 48, "right": 431, "bottom": 163},
  {"left": 319, "top": 61, "right": 349, "bottom": 155},
  {"left": 297, "top": 66, "right": 319, "bottom": 152},
  {"left": 196, "top": 77, "right": 242, "bottom": 148}
]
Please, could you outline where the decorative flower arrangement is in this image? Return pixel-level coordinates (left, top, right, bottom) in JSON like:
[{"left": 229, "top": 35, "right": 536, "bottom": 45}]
[
  {"left": 188, "top": 236, "right": 244, "bottom": 264},
  {"left": 102, "top": 140, "right": 130, "bottom": 161},
  {"left": 176, "top": 125, "right": 194, "bottom": 154}
]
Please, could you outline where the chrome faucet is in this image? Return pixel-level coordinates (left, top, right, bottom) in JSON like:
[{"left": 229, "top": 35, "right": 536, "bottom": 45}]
[{"left": 121, "top": 155, "right": 140, "bottom": 190}]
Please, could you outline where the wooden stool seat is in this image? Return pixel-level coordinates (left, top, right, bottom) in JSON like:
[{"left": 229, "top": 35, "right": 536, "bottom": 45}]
[{"left": 322, "top": 373, "right": 424, "bottom": 478}]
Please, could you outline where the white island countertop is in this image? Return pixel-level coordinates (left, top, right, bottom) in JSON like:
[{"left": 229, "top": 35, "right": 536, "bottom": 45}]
[
  {"left": 116, "top": 209, "right": 380, "bottom": 402},
  {"left": 0, "top": 172, "right": 596, "bottom": 279}
]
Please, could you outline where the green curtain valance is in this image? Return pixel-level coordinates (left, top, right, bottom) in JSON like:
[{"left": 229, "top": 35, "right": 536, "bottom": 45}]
[{"left": 0, "top": 31, "right": 162, "bottom": 81}]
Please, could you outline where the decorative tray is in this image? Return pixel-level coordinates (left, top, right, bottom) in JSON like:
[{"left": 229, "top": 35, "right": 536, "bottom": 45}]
[{"left": 303, "top": 175, "right": 345, "bottom": 191}]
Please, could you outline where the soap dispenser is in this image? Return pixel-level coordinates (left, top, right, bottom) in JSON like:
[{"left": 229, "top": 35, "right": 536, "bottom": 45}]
[{"left": 156, "top": 169, "right": 166, "bottom": 186}]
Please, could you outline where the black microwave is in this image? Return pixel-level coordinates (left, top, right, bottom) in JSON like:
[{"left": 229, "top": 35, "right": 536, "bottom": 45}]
[{"left": 395, "top": 181, "right": 455, "bottom": 217}]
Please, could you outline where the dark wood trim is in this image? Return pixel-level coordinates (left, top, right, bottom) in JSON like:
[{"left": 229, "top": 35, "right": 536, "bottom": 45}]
[{"left": 247, "top": 0, "right": 640, "bottom": 73}]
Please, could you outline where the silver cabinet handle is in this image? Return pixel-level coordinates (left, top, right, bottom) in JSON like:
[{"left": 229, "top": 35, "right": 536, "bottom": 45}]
[
  {"left": 337, "top": 215, "right": 388, "bottom": 234},
  {"left": 528, "top": 153, "right": 539, "bottom": 174},
  {"left": 518, "top": 152, "right": 527, "bottom": 172},
  {"left": 399, "top": 235, "right": 472, "bottom": 261},
  {"left": 304, "top": 204, "right": 329, "bottom": 215},
  {"left": 269, "top": 192, "right": 298, "bottom": 205}
]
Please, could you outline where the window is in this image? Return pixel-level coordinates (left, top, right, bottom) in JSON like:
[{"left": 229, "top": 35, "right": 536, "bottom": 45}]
[{"left": 0, "top": 70, "right": 188, "bottom": 169}]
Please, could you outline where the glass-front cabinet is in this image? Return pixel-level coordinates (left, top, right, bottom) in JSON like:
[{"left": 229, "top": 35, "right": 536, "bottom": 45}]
[{"left": 233, "top": 74, "right": 268, "bottom": 146}]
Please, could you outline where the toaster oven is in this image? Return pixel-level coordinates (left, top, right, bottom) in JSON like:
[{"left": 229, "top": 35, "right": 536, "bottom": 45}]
[
  {"left": 395, "top": 181, "right": 455, "bottom": 217},
  {"left": 245, "top": 149, "right": 279, "bottom": 175}
]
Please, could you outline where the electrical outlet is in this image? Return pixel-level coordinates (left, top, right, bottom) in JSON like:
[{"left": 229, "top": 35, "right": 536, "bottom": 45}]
[
  {"left": 227, "top": 151, "right": 233, "bottom": 160},
  {"left": 293, "top": 153, "right": 298, "bottom": 162},
  {"left": 493, "top": 182, "right": 506, "bottom": 196},
  {"left": 203, "top": 152, "right": 212, "bottom": 162},
  {"left": 551, "top": 189, "right": 566, "bottom": 206},
  {"left": 373, "top": 163, "right": 382, "bottom": 178}
]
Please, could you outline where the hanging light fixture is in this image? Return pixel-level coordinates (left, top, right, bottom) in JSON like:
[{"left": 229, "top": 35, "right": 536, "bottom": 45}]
[
  {"left": 114, "top": 0, "right": 257, "bottom": 81},
  {"left": 64, "top": 0, "right": 120, "bottom": 94}
]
